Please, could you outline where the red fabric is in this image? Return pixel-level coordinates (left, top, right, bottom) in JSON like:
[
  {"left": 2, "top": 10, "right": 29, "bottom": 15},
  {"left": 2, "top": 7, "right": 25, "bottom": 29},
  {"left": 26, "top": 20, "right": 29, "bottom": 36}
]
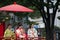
[
  {"left": 0, "top": 24, "right": 4, "bottom": 38},
  {"left": 0, "top": 3, "right": 33, "bottom": 12},
  {"left": 0, "top": 22, "right": 5, "bottom": 40},
  {"left": 25, "top": 34, "right": 28, "bottom": 40},
  {"left": 15, "top": 29, "right": 20, "bottom": 38},
  {"left": 1, "top": 22, "right": 5, "bottom": 32},
  {"left": 15, "top": 28, "right": 27, "bottom": 40}
]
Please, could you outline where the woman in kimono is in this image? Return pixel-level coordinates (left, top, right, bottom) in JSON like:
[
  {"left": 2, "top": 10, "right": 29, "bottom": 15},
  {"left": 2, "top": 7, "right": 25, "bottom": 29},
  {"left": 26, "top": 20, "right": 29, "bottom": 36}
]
[
  {"left": 27, "top": 24, "right": 38, "bottom": 40},
  {"left": 4, "top": 24, "right": 15, "bottom": 40},
  {"left": 15, "top": 23, "right": 26, "bottom": 40}
]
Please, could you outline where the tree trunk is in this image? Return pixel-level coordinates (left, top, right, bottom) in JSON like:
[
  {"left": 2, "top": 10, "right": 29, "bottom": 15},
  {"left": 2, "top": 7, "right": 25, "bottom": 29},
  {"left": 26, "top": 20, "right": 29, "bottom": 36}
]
[
  {"left": 45, "top": 21, "right": 54, "bottom": 40},
  {"left": 45, "top": 14, "right": 54, "bottom": 40}
]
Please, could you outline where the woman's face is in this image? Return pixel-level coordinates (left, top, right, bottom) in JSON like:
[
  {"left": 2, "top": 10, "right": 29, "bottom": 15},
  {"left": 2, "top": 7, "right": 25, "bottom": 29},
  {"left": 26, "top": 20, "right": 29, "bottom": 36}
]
[
  {"left": 19, "top": 26, "right": 23, "bottom": 29},
  {"left": 8, "top": 25, "right": 12, "bottom": 29}
]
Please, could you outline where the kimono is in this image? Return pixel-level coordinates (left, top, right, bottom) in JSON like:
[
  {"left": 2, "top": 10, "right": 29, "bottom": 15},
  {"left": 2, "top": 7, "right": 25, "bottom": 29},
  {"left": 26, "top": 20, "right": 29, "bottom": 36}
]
[
  {"left": 15, "top": 28, "right": 26, "bottom": 40},
  {"left": 4, "top": 28, "right": 15, "bottom": 40},
  {"left": 27, "top": 28, "right": 38, "bottom": 40}
]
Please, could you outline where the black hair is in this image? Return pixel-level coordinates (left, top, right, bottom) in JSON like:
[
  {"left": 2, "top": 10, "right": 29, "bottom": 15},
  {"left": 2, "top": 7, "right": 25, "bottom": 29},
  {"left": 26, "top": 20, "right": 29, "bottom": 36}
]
[
  {"left": 29, "top": 24, "right": 33, "bottom": 29},
  {"left": 7, "top": 24, "right": 11, "bottom": 26},
  {"left": 17, "top": 22, "right": 22, "bottom": 29},
  {"left": 18, "top": 22, "right": 22, "bottom": 26},
  {"left": 7, "top": 24, "right": 12, "bottom": 29}
]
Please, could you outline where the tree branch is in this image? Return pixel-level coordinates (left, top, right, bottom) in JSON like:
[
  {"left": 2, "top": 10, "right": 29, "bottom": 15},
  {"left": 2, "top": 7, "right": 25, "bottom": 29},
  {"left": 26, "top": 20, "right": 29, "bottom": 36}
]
[
  {"left": 51, "top": 0, "right": 60, "bottom": 30},
  {"left": 28, "top": 0, "right": 47, "bottom": 23}
]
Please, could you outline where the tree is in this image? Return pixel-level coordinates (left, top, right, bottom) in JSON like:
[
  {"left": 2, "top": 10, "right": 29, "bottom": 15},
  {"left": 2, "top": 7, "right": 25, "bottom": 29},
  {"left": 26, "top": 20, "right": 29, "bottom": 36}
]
[{"left": 28, "top": 0, "right": 60, "bottom": 40}]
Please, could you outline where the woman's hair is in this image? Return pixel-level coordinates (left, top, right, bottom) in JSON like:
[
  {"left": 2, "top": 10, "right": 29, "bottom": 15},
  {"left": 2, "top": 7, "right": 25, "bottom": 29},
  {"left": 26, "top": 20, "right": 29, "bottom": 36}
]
[
  {"left": 17, "top": 22, "right": 22, "bottom": 29},
  {"left": 7, "top": 24, "right": 12, "bottom": 29},
  {"left": 29, "top": 24, "right": 33, "bottom": 29},
  {"left": 7, "top": 24, "right": 11, "bottom": 26},
  {"left": 18, "top": 22, "right": 22, "bottom": 26}
]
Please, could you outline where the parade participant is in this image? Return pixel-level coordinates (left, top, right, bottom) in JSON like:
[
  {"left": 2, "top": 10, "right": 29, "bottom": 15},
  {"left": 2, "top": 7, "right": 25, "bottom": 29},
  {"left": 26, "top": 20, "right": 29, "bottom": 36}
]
[
  {"left": 4, "top": 24, "right": 15, "bottom": 40},
  {"left": 15, "top": 23, "right": 26, "bottom": 40},
  {"left": 27, "top": 24, "right": 38, "bottom": 40}
]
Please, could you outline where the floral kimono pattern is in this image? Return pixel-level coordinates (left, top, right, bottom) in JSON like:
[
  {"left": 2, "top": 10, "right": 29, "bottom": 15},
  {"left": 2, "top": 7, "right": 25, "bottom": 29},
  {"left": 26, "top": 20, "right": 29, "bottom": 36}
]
[
  {"left": 27, "top": 28, "right": 38, "bottom": 38},
  {"left": 15, "top": 28, "right": 26, "bottom": 38}
]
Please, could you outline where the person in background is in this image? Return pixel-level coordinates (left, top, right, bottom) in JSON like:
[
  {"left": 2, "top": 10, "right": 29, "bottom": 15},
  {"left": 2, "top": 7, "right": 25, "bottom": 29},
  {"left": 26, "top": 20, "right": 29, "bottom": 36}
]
[
  {"left": 27, "top": 24, "right": 38, "bottom": 40},
  {"left": 0, "top": 22, "right": 4, "bottom": 40},
  {"left": 4, "top": 24, "right": 15, "bottom": 40},
  {"left": 15, "top": 23, "right": 26, "bottom": 40}
]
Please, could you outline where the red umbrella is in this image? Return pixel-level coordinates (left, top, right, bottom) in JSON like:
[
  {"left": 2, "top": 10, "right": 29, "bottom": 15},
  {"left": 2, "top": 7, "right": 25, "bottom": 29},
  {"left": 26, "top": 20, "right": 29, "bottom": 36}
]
[{"left": 0, "top": 2, "right": 33, "bottom": 12}]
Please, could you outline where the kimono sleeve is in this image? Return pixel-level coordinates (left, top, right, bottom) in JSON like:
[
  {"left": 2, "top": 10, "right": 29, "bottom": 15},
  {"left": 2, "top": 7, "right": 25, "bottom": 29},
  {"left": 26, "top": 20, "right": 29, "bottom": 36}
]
[
  {"left": 4, "top": 29, "right": 8, "bottom": 37},
  {"left": 34, "top": 28, "right": 38, "bottom": 37},
  {"left": 27, "top": 29, "right": 31, "bottom": 37}
]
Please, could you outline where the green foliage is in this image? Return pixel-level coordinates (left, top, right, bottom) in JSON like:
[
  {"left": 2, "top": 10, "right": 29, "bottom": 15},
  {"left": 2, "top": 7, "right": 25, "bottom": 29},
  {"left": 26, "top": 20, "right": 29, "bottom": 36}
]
[
  {"left": 29, "top": 10, "right": 41, "bottom": 19},
  {"left": 14, "top": 12, "right": 27, "bottom": 18},
  {"left": 28, "top": 6, "right": 41, "bottom": 19},
  {"left": 0, "top": 0, "right": 30, "bottom": 7},
  {"left": 25, "top": 20, "right": 37, "bottom": 25},
  {"left": 0, "top": 13, "right": 10, "bottom": 22}
]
